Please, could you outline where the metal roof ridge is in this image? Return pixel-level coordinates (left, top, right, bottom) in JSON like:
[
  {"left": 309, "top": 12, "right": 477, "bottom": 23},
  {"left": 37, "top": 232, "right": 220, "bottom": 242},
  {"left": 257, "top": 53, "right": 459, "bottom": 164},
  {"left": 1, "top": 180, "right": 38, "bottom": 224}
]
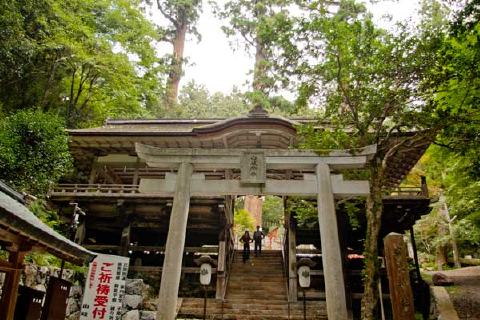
[
  {"left": 0, "top": 180, "right": 25, "bottom": 204},
  {"left": 105, "top": 118, "right": 225, "bottom": 125}
]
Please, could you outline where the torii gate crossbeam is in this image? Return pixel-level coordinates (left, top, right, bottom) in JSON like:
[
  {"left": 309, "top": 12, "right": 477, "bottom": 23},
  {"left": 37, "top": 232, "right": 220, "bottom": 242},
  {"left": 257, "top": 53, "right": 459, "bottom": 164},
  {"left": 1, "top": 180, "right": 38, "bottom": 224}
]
[{"left": 134, "top": 143, "right": 375, "bottom": 320}]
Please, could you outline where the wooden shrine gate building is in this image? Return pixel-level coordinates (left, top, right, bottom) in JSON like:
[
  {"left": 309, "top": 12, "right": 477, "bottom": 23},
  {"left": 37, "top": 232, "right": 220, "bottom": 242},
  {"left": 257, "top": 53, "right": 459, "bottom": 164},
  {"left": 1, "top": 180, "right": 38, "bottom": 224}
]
[{"left": 49, "top": 108, "right": 431, "bottom": 319}]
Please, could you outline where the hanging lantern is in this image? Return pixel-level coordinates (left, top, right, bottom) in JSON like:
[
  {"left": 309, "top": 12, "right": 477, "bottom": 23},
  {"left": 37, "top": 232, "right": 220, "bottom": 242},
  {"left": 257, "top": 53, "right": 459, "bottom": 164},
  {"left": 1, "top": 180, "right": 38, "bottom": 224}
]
[
  {"left": 297, "top": 258, "right": 316, "bottom": 288},
  {"left": 298, "top": 265, "right": 311, "bottom": 288},
  {"left": 194, "top": 255, "right": 217, "bottom": 286},
  {"left": 200, "top": 263, "right": 212, "bottom": 286}
]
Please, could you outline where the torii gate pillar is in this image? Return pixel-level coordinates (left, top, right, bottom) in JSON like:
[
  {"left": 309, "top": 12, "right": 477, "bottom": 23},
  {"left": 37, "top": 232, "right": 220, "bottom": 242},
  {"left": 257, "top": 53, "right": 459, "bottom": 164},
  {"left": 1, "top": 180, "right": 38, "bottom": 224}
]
[
  {"left": 156, "top": 162, "right": 193, "bottom": 320},
  {"left": 316, "top": 163, "right": 348, "bottom": 320}
]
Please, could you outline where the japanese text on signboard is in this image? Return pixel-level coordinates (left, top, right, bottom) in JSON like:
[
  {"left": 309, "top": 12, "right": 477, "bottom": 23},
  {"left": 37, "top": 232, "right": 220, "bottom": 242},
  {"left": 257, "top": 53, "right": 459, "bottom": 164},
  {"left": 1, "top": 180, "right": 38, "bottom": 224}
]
[{"left": 80, "top": 254, "right": 129, "bottom": 320}]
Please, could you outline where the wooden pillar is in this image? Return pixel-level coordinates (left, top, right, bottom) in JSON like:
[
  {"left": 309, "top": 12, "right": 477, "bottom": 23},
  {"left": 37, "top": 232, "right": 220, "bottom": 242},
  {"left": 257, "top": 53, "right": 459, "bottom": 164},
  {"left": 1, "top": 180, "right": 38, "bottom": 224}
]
[
  {"left": 74, "top": 220, "right": 86, "bottom": 244},
  {"left": 157, "top": 162, "right": 193, "bottom": 320},
  {"left": 384, "top": 233, "right": 415, "bottom": 320},
  {"left": 117, "top": 201, "right": 131, "bottom": 257},
  {"left": 119, "top": 224, "right": 131, "bottom": 257},
  {"left": 216, "top": 241, "right": 226, "bottom": 299},
  {"left": 0, "top": 250, "right": 27, "bottom": 320},
  {"left": 132, "top": 158, "right": 140, "bottom": 185},
  {"left": 88, "top": 163, "right": 98, "bottom": 184},
  {"left": 409, "top": 227, "right": 421, "bottom": 281},
  {"left": 316, "top": 163, "right": 348, "bottom": 320},
  {"left": 287, "top": 209, "right": 297, "bottom": 302}
]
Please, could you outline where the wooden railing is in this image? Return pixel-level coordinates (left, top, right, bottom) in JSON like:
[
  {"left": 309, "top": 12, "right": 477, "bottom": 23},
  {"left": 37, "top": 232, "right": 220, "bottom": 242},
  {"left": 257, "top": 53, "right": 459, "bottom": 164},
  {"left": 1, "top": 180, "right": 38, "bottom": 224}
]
[
  {"left": 83, "top": 244, "right": 219, "bottom": 255},
  {"left": 387, "top": 176, "right": 429, "bottom": 197},
  {"left": 386, "top": 186, "right": 428, "bottom": 197},
  {"left": 51, "top": 184, "right": 139, "bottom": 195},
  {"left": 219, "top": 230, "right": 235, "bottom": 301},
  {"left": 52, "top": 182, "right": 429, "bottom": 198},
  {"left": 129, "top": 266, "right": 217, "bottom": 274}
]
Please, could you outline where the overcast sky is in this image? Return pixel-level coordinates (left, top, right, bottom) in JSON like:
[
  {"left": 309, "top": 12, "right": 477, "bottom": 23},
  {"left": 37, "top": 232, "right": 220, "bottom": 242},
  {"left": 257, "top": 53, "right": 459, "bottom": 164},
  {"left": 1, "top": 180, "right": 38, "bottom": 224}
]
[{"left": 152, "top": 1, "right": 421, "bottom": 95}]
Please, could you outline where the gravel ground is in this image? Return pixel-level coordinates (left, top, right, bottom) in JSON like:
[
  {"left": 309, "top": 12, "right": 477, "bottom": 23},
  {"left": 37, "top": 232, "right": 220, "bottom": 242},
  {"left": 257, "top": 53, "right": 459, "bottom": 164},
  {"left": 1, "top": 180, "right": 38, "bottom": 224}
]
[{"left": 436, "top": 266, "right": 480, "bottom": 320}]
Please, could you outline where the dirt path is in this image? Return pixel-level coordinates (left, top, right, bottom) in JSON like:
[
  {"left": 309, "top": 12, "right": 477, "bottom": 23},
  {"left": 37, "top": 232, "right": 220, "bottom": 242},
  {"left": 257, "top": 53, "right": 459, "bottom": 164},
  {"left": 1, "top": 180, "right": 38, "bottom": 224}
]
[{"left": 435, "top": 266, "right": 480, "bottom": 320}]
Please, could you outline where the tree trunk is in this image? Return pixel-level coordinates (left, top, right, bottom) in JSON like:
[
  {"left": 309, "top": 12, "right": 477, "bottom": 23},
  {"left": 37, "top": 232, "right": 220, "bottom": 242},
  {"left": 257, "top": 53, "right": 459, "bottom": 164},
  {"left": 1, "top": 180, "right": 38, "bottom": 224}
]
[
  {"left": 253, "top": 36, "right": 267, "bottom": 93},
  {"left": 443, "top": 202, "right": 461, "bottom": 268},
  {"left": 436, "top": 198, "right": 449, "bottom": 271},
  {"left": 165, "top": 23, "right": 187, "bottom": 108},
  {"left": 361, "top": 163, "right": 385, "bottom": 320},
  {"left": 436, "top": 245, "right": 447, "bottom": 271},
  {"left": 252, "top": 1, "right": 268, "bottom": 96}
]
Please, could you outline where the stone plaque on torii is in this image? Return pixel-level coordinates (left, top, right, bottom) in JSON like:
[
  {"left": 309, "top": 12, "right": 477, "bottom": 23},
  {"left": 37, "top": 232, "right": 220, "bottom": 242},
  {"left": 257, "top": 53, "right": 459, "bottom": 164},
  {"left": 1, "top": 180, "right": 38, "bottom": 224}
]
[{"left": 240, "top": 151, "right": 266, "bottom": 184}]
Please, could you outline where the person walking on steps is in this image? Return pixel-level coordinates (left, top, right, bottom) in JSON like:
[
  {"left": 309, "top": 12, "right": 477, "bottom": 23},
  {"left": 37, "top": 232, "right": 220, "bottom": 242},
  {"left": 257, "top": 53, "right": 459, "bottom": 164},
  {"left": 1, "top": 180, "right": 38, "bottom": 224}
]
[
  {"left": 240, "top": 230, "right": 252, "bottom": 263},
  {"left": 253, "top": 226, "right": 265, "bottom": 256}
]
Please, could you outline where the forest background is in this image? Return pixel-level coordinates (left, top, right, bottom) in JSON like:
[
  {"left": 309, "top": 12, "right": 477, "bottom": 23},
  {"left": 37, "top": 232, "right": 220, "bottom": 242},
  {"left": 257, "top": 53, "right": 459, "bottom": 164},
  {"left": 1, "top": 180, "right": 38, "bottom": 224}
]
[{"left": 0, "top": 0, "right": 479, "bottom": 319}]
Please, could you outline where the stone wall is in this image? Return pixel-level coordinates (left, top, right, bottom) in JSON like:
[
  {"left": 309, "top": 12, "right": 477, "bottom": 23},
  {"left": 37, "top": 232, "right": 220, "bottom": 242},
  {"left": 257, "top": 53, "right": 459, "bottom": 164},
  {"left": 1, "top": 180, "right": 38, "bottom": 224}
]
[
  {"left": 1, "top": 264, "right": 159, "bottom": 320},
  {"left": 119, "top": 279, "right": 158, "bottom": 320},
  {"left": 67, "top": 278, "right": 159, "bottom": 320}
]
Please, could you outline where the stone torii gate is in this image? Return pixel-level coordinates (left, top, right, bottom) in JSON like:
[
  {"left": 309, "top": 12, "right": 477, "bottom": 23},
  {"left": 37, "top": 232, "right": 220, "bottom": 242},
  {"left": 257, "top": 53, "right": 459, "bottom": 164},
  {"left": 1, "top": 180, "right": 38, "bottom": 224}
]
[{"left": 135, "top": 143, "right": 376, "bottom": 320}]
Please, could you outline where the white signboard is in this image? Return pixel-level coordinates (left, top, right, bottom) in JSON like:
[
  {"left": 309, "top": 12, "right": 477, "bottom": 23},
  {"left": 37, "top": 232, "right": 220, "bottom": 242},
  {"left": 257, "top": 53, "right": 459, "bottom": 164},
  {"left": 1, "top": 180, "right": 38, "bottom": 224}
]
[{"left": 80, "top": 254, "right": 130, "bottom": 320}]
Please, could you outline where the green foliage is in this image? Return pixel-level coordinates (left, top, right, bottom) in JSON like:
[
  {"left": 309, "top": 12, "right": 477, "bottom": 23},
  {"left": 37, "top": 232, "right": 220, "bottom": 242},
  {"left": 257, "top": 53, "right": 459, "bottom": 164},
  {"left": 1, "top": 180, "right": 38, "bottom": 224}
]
[
  {"left": 174, "top": 81, "right": 298, "bottom": 118},
  {"left": 343, "top": 199, "right": 363, "bottom": 231},
  {"left": 287, "top": 2, "right": 441, "bottom": 150},
  {"left": 452, "top": 219, "right": 480, "bottom": 246},
  {"left": 413, "top": 1, "right": 480, "bottom": 259},
  {"left": 155, "top": 0, "right": 202, "bottom": 39},
  {"left": 262, "top": 196, "right": 283, "bottom": 230},
  {"left": 29, "top": 199, "right": 62, "bottom": 231},
  {"left": 215, "top": 0, "right": 299, "bottom": 114},
  {"left": 25, "top": 252, "right": 62, "bottom": 268},
  {"left": 175, "top": 81, "right": 250, "bottom": 117},
  {"left": 274, "top": 2, "right": 448, "bottom": 317},
  {"left": 286, "top": 198, "right": 316, "bottom": 228},
  {"left": 428, "top": 0, "right": 480, "bottom": 174},
  {"left": 0, "top": 109, "right": 72, "bottom": 195},
  {"left": 0, "top": 0, "right": 167, "bottom": 127},
  {"left": 413, "top": 145, "right": 480, "bottom": 258},
  {"left": 234, "top": 208, "right": 255, "bottom": 234}
]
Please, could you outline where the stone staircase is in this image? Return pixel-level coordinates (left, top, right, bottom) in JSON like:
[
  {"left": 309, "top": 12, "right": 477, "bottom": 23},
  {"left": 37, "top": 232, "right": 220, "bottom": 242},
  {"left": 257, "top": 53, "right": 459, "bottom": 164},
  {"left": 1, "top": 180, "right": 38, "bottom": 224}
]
[{"left": 178, "top": 250, "right": 327, "bottom": 319}]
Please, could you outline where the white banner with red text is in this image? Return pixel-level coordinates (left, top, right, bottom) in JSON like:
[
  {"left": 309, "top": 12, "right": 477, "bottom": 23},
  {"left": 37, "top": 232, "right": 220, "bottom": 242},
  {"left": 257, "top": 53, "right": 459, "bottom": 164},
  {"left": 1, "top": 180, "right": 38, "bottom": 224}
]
[{"left": 79, "top": 253, "right": 130, "bottom": 320}]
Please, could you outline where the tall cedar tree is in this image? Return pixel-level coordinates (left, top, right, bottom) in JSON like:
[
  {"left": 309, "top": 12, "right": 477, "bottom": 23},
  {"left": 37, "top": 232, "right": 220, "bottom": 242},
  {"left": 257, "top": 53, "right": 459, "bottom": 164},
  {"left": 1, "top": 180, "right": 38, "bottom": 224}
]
[
  {"left": 155, "top": 0, "right": 202, "bottom": 107},
  {"left": 216, "top": 0, "right": 296, "bottom": 108}
]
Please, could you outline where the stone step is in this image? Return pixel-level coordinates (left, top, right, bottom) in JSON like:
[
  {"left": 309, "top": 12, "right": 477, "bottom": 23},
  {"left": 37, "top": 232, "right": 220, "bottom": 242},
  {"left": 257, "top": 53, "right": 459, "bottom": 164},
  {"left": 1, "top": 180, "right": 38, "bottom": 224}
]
[
  {"left": 178, "top": 298, "right": 327, "bottom": 319},
  {"left": 232, "top": 260, "right": 283, "bottom": 264},
  {"left": 228, "top": 273, "right": 284, "bottom": 277},
  {"left": 179, "top": 307, "right": 326, "bottom": 314},
  {"left": 226, "top": 283, "right": 286, "bottom": 289},
  {"left": 177, "top": 307, "right": 327, "bottom": 320},
  {"left": 178, "top": 313, "right": 325, "bottom": 320},
  {"left": 231, "top": 261, "right": 284, "bottom": 266},
  {"left": 228, "top": 276, "right": 284, "bottom": 280},
  {"left": 234, "top": 250, "right": 282, "bottom": 254},
  {"left": 178, "top": 250, "right": 327, "bottom": 319},
  {"left": 181, "top": 298, "right": 326, "bottom": 308},
  {"left": 225, "top": 293, "right": 287, "bottom": 300},
  {"left": 179, "top": 309, "right": 326, "bottom": 319},
  {"left": 181, "top": 298, "right": 289, "bottom": 307},
  {"left": 229, "top": 271, "right": 283, "bottom": 276},
  {"left": 232, "top": 258, "right": 282, "bottom": 263},
  {"left": 229, "top": 269, "right": 284, "bottom": 274},
  {"left": 232, "top": 260, "right": 283, "bottom": 265},
  {"left": 233, "top": 256, "right": 282, "bottom": 261}
]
